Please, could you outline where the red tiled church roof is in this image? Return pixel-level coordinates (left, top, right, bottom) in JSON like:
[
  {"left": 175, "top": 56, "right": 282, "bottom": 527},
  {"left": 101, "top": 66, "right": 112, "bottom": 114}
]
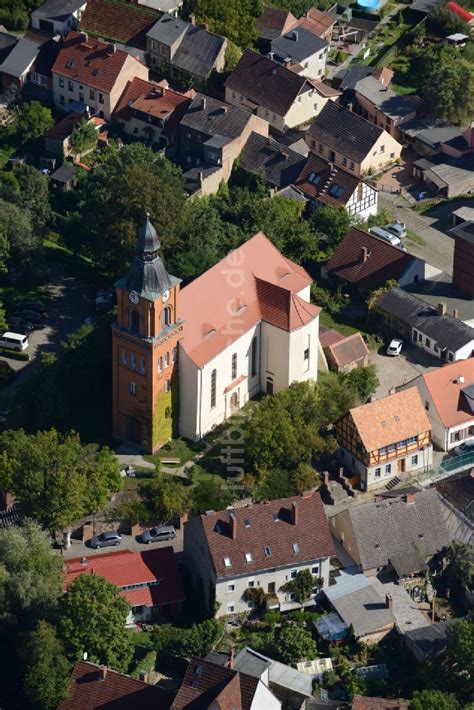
[
  {"left": 196, "top": 492, "right": 335, "bottom": 579},
  {"left": 63, "top": 547, "right": 184, "bottom": 608},
  {"left": 180, "top": 232, "right": 320, "bottom": 367}
]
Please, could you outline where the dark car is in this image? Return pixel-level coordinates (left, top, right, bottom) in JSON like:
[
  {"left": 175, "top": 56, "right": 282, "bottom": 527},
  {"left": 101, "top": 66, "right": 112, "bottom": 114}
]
[
  {"left": 20, "top": 310, "right": 44, "bottom": 323},
  {"left": 89, "top": 531, "right": 122, "bottom": 549},
  {"left": 140, "top": 525, "right": 176, "bottom": 544}
]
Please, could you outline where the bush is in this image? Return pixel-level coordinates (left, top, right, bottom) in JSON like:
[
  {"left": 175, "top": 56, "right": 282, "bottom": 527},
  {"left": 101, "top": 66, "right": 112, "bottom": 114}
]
[
  {"left": 311, "top": 284, "right": 345, "bottom": 316},
  {"left": 130, "top": 650, "right": 156, "bottom": 678},
  {"left": 0, "top": 348, "right": 29, "bottom": 361}
]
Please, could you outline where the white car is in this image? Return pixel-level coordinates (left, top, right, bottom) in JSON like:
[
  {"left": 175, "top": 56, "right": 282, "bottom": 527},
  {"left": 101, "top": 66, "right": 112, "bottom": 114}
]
[
  {"left": 384, "top": 221, "right": 407, "bottom": 239},
  {"left": 454, "top": 439, "right": 474, "bottom": 456},
  {"left": 387, "top": 338, "right": 403, "bottom": 356}
]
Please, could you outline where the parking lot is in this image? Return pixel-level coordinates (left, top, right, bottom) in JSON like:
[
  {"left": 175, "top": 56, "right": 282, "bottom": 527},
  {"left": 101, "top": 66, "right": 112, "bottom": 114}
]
[
  {"left": 369, "top": 343, "right": 438, "bottom": 399},
  {"left": 57, "top": 525, "right": 184, "bottom": 559}
]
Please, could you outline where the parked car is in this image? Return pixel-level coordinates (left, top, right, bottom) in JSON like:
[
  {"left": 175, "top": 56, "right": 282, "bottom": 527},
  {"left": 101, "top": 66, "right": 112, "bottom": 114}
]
[
  {"left": 384, "top": 221, "right": 407, "bottom": 239},
  {"left": 140, "top": 525, "right": 176, "bottom": 544},
  {"left": 89, "top": 531, "right": 122, "bottom": 549},
  {"left": 454, "top": 439, "right": 474, "bottom": 456},
  {"left": 369, "top": 226, "right": 406, "bottom": 250},
  {"left": 387, "top": 338, "right": 403, "bottom": 356}
]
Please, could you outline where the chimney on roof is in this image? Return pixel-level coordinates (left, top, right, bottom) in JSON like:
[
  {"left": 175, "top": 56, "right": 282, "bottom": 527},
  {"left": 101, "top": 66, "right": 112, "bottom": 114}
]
[
  {"left": 368, "top": 394, "right": 376, "bottom": 402},
  {"left": 229, "top": 511, "right": 237, "bottom": 540},
  {"left": 201, "top": 22, "right": 209, "bottom": 30},
  {"left": 291, "top": 501, "right": 299, "bottom": 526},
  {"left": 388, "top": 386, "right": 396, "bottom": 395},
  {"left": 453, "top": 308, "right": 459, "bottom": 319},
  {"left": 361, "top": 246, "right": 369, "bottom": 263},
  {"left": 198, "top": 170, "right": 203, "bottom": 184},
  {"left": 81, "top": 32, "right": 88, "bottom": 43},
  {"left": 80, "top": 556, "right": 88, "bottom": 565},
  {"left": 108, "top": 42, "right": 116, "bottom": 53},
  {"left": 200, "top": 96, "right": 206, "bottom": 110},
  {"left": 268, "top": 51, "right": 274, "bottom": 60},
  {"left": 98, "top": 666, "right": 107, "bottom": 681},
  {"left": 281, "top": 151, "right": 289, "bottom": 160},
  {"left": 292, "top": 30, "right": 299, "bottom": 41},
  {"left": 405, "top": 492, "right": 415, "bottom": 505},
  {"left": 385, "top": 593, "right": 393, "bottom": 610},
  {"left": 438, "top": 302, "right": 447, "bottom": 316},
  {"left": 190, "top": 13, "right": 195, "bottom": 25},
  {"left": 347, "top": 101, "right": 353, "bottom": 112},
  {"left": 323, "top": 471, "right": 330, "bottom": 487},
  {"left": 139, "top": 671, "right": 148, "bottom": 683}
]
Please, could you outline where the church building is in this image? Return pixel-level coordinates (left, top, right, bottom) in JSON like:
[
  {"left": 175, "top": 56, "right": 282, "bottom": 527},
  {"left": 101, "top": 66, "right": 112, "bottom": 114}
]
[{"left": 112, "top": 219, "right": 321, "bottom": 451}]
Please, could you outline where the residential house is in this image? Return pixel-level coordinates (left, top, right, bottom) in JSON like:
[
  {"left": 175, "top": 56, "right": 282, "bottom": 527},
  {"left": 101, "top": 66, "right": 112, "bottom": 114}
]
[
  {"left": 334, "top": 65, "right": 393, "bottom": 94},
  {"left": 322, "top": 572, "right": 395, "bottom": 644},
  {"left": 401, "top": 119, "right": 465, "bottom": 157},
  {"left": 146, "top": 13, "right": 226, "bottom": 85},
  {"left": 323, "top": 331, "right": 369, "bottom": 373},
  {"left": 183, "top": 493, "right": 335, "bottom": 617},
  {"left": 51, "top": 32, "right": 149, "bottom": 120},
  {"left": 177, "top": 93, "right": 269, "bottom": 195},
  {"left": 58, "top": 661, "right": 174, "bottom": 710},
  {"left": 171, "top": 656, "right": 281, "bottom": 709},
  {"left": 43, "top": 109, "right": 102, "bottom": 156},
  {"left": 335, "top": 388, "right": 433, "bottom": 491},
  {"left": 353, "top": 75, "right": 417, "bottom": 140},
  {"left": 294, "top": 7, "right": 337, "bottom": 42},
  {"left": 405, "top": 620, "right": 461, "bottom": 663},
  {"left": 140, "top": 0, "right": 182, "bottom": 15},
  {"left": 234, "top": 647, "right": 315, "bottom": 707},
  {"left": 256, "top": 6, "right": 296, "bottom": 48},
  {"left": 31, "top": 0, "right": 86, "bottom": 36},
  {"left": 0, "top": 30, "right": 59, "bottom": 95},
  {"left": 374, "top": 288, "right": 474, "bottom": 362},
  {"left": 450, "top": 219, "right": 474, "bottom": 297},
  {"left": 329, "top": 489, "right": 450, "bottom": 576},
  {"left": 413, "top": 154, "right": 474, "bottom": 198},
  {"left": 305, "top": 101, "right": 402, "bottom": 177},
  {"left": 397, "top": 359, "right": 474, "bottom": 451},
  {"left": 322, "top": 228, "right": 426, "bottom": 294},
  {"left": 270, "top": 26, "right": 328, "bottom": 79},
  {"left": 295, "top": 153, "right": 378, "bottom": 219},
  {"left": 452, "top": 206, "right": 474, "bottom": 226},
  {"left": 435, "top": 469, "right": 474, "bottom": 545},
  {"left": 63, "top": 547, "right": 185, "bottom": 626},
  {"left": 177, "top": 232, "right": 320, "bottom": 441},
  {"left": 114, "top": 77, "right": 193, "bottom": 148},
  {"left": 225, "top": 50, "right": 329, "bottom": 133},
  {"left": 79, "top": 0, "right": 161, "bottom": 50},
  {"left": 238, "top": 132, "right": 306, "bottom": 191},
  {"left": 50, "top": 162, "right": 77, "bottom": 190},
  {"left": 408, "top": 0, "right": 442, "bottom": 21}
]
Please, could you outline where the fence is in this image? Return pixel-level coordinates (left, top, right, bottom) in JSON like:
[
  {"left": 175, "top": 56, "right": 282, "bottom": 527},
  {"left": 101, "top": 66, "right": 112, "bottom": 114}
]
[{"left": 414, "top": 452, "right": 474, "bottom": 488}]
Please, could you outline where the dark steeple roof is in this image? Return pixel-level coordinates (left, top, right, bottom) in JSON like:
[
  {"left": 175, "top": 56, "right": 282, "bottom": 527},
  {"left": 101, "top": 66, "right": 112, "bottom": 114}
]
[{"left": 116, "top": 216, "right": 180, "bottom": 300}]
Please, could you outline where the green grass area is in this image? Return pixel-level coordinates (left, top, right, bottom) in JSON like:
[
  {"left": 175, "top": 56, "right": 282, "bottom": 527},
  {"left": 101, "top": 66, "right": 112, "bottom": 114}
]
[
  {"left": 405, "top": 228, "right": 426, "bottom": 246},
  {"left": 146, "top": 437, "right": 206, "bottom": 468},
  {"left": 320, "top": 310, "right": 359, "bottom": 337},
  {"left": 127, "top": 628, "right": 153, "bottom": 648}
]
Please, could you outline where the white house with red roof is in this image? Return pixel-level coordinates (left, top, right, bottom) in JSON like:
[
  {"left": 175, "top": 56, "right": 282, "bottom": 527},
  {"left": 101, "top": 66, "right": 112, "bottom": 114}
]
[
  {"left": 63, "top": 547, "right": 184, "bottom": 626},
  {"left": 51, "top": 32, "right": 149, "bottom": 119},
  {"left": 178, "top": 232, "right": 320, "bottom": 441},
  {"left": 184, "top": 492, "right": 335, "bottom": 617},
  {"left": 398, "top": 358, "right": 474, "bottom": 451}
]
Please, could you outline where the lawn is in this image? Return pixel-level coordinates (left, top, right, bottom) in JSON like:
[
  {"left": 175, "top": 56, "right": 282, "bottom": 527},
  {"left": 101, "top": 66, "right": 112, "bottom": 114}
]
[
  {"left": 320, "top": 310, "right": 359, "bottom": 337},
  {"left": 145, "top": 437, "right": 206, "bottom": 468},
  {"left": 404, "top": 228, "right": 426, "bottom": 246}
]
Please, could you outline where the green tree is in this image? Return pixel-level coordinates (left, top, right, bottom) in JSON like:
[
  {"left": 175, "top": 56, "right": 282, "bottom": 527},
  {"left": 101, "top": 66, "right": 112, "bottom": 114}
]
[
  {"left": 410, "top": 689, "right": 459, "bottom": 710},
  {"left": 281, "top": 569, "right": 315, "bottom": 604},
  {"left": 12, "top": 163, "right": 51, "bottom": 232},
  {"left": 310, "top": 205, "right": 351, "bottom": 255},
  {"left": 344, "top": 365, "right": 379, "bottom": 402},
  {"left": 187, "top": 618, "right": 224, "bottom": 656},
  {"left": 252, "top": 196, "right": 318, "bottom": 264},
  {"left": 23, "top": 621, "right": 71, "bottom": 710},
  {"left": 187, "top": 0, "right": 263, "bottom": 47},
  {"left": 59, "top": 574, "right": 133, "bottom": 672},
  {"left": 69, "top": 119, "right": 98, "bottom": 155},
  {"left": 191, "top": 475, "right": 234, "bottom": 514},
  {"left": 0, "top": 520, "right": 62, "bottom": 628},
  {"left": 0, "top": 429, "right": 121, "bottom": 531},
  {"left": 18, "top": 101, "right": 54, "bottom": 142},
  {"left": 444, "top": 543, "right": 474, "bottom": 602},
  {"left": 446, "top": 619, "right": 474, "bottom": 683},
  {"left": 0, "top": 198, "right": 41, "bottom": 277},
  {"left": 225, "top": 40, "right": 242, "bottom": 71},
  {"left": 428, "top": 2, "right": 470, "bottom": 37},
  {"left": 145, "top": 471, "right": 191, "bottom": 522},
  {"left": 0, "top": 299, "right": 7, "bottom": 331},
  {"left": 276, "top": 625, "right": 317, "bottom": 665},
  {"left": 291, "top": 462, "right": 319, "bottom": 494}
]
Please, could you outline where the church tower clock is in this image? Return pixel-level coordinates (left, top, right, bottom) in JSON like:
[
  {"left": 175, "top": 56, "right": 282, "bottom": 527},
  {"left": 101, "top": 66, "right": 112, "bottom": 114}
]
[{"left": 112, "top": 216, "right": 183, "bottom": 452}]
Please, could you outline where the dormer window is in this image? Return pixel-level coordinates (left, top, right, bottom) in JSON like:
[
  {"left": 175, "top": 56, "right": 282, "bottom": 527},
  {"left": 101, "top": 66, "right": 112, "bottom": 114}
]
[
  {"left": 245, "top": 552, "right": 253, "bottom": 563},
  {"left": 244, "top": 519, "right": 251, "bottom": 528},
  {"left": 66, "top": 59, "right": 75, "bottom": 68},
  {"left": 273, "top": 512, "right": 280, "bottom": 522},
  {"left": 292, "top": 543, "right": 300, "bottom": 554},
  {"left": 224, "top": 556, "right": 232, "bottom": 568}
]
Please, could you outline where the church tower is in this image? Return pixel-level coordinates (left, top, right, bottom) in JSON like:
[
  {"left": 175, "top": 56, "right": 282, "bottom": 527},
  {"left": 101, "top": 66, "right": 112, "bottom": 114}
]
[{"left": 112, "top": 216, "right": 182, "bottom": 453}]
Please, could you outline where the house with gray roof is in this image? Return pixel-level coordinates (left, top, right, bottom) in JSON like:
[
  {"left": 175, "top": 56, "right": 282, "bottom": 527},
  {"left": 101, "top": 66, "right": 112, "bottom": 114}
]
[
  {"left": 31, "top": 0, "right": 86, "bottom": 36},
  {"left": 374, "top": 286, "right": 474, "bottom": 362},
  {"left": 413, "top": 153, "right": 474, "bottom": 199},
  {"left": 238, "top": 131, "right": 306, "bottom": 190},
  {"left": 178, "top": 93, "right": 269, "bottom": 195},
  {"left": 270, "top": 26, "right": 328, "bottom": 79},
  {"left": 0, "top": 30, "right": 18, "bottom": 79},
  {"left": 0, "top": 30, "right": 59, "bottom": 94},
  {"left": 353, "top": 76, "right": 417, "bottom": 139},
  {"left": 146, "top": 13, "right": 226, "bottom": 84},
  {"left": 405, "top": 619, "right": 460, "bottom": 662},
  {"left": 329, "top": 489, "right": 451, "bottom": 578}
]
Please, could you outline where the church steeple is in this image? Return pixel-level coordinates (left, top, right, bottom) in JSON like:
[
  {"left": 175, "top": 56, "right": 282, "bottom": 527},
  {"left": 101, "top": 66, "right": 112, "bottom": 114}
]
[{"left": 123, "top": 215, "right": 179, "bottom": 300}]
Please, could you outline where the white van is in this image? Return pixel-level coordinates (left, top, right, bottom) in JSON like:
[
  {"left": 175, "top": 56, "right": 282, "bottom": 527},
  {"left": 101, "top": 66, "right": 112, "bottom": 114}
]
[
  {"left": 0, "top": 332, "right": 29, "bottom": 351},
  {"left": 369, "top": 226, "right": 406, "bottom": 250}
]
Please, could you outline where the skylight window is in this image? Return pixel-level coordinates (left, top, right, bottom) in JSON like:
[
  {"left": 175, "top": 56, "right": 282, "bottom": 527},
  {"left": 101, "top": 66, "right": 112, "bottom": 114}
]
[
  {"left": 264, "top": 545, "right": 272, "bottom": 557},
  {"left": 244, "top": 518, "right": 251, "bottom": 528},
  {"left": 273, "top": 512, "right": 280, "bottom": 522},
  {"left": 66, "top": 59, "right": 75, "bottom": 68},
  {"left": 224, "top": 556, "right": 232, "bottom": 568},
  {"left": 308, "top": 171, "right": 321, "bottom": 185},
  {"left": 194, "top": 665, "right": 203, "bottom": 676},
  {"left": 191, "top": 679, "right": 199, "bottom": 689},
  {"left": 245, "top": 552, "right": 253, "bottom": 563},
  {"left": 329, "top": 184, "right": 344, "bottom": 197},
  {"left": 292, "top": 543, "right": 300, "bottom": 554}
]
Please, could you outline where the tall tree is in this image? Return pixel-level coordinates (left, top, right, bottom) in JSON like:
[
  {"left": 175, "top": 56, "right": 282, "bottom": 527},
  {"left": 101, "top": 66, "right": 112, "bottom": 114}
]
[
  {"left": 310, "top": 205, "right": 351, "bottom": 254},
  {"left": 23, "top": 621, "right": 71, "bottom": 710},
  {"left": 410, "top": 689, "right": 459, "bottom": 710},
  {"left": 187, "top": 0, "right": 263, "bottom": 47},
  {"left": 0, "top": 520, "right": 62, "bottom": 628},
  {"left": 59, "top": 574, "right": 133, "bottom": 672},
  {"left": 13, "top": 163, "right": 51, "bottom": 232},
  {"left": 276, "top": 625, "right": 317, "bottom": 665},
  {"left": 0, "top": 429, "right": 121, "bottom": 531},
  {"left": 0, "top": 199, "right": 41, "bottom": 277},
  {"left": 17, "top": 101, "right": 54, "bottom": 142}
]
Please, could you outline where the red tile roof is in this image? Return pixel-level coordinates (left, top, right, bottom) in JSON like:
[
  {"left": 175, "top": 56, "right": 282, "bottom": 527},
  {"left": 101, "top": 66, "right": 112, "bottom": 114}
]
[
  {"left": 414, "top": 358, "right": 474, "bottom": 428},
  {"left": 319, "top": 327, "right": 344, "bottom": 349},
  {"left": 58, "top": 661, "right": 173, "bottom": 710},
  {"left": 43, "top": 111, "right": 83, "bottom": 140},
  {"left": 195, "top": 492, "right": 335, "bottom": 579},
  {"left": 447, "top": 1, "right": 474, "bottom": 21},
  {"left": 171, "top": 657, "right": 261, "bottom": 710},
  {"left": 114, "top": 77, "right": 193, "bottom": 137},
  {"left": 352, "top": 696, "right": 409, "bottom": 710},
  {"left": 327, "top": 332, "right": 369, "bottom": 368},
  {"left": 52, "top": 32, "right": 142, "bottom": 93},
  {"left": 63, "top": 547, "right": 185, "bottom": 608},
  {"left": 79, "top": 0, "right": 161, "bottom": 48},
  {"left": 296, "top": 152, "right": 368, "bottom": 207},
  {"left": 291, "top": 8, "right": 336, "bottom": 38},
  {"left": 325, "top": 227, "right": 414, "bottom": 291},
  {"left": 180, "top": 232, "right": 319, "bottom": 368}
]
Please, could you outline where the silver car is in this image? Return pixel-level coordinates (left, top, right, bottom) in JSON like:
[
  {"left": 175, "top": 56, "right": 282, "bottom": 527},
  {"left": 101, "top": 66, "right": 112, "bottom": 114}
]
[
  {"left": 89, "top": 531, "right": 122, "bottom": 549},
  {"left": 384, "top": 221, "right": 407, "bottom": 239},
  {"left": 140, "top": 525, "right": 176, "bottom": 544}
]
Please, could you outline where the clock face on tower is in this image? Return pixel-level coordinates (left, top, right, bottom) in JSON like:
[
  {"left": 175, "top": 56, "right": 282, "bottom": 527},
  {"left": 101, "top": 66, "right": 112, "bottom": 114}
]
[
  {"left": 128, "top": 291, "right": 140, "bottom": 305},
  {"left": 162, "top": 290, "right": 170, "bottom": 303}
]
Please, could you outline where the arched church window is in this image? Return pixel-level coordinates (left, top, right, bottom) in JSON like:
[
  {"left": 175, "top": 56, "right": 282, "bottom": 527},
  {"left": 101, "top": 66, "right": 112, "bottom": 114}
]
[
  {"left": 129, "top": 309, "right": 140, "bottom": 332},
  {"left": 162, "top": 306, "right": 172, "bottom": 328}
]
